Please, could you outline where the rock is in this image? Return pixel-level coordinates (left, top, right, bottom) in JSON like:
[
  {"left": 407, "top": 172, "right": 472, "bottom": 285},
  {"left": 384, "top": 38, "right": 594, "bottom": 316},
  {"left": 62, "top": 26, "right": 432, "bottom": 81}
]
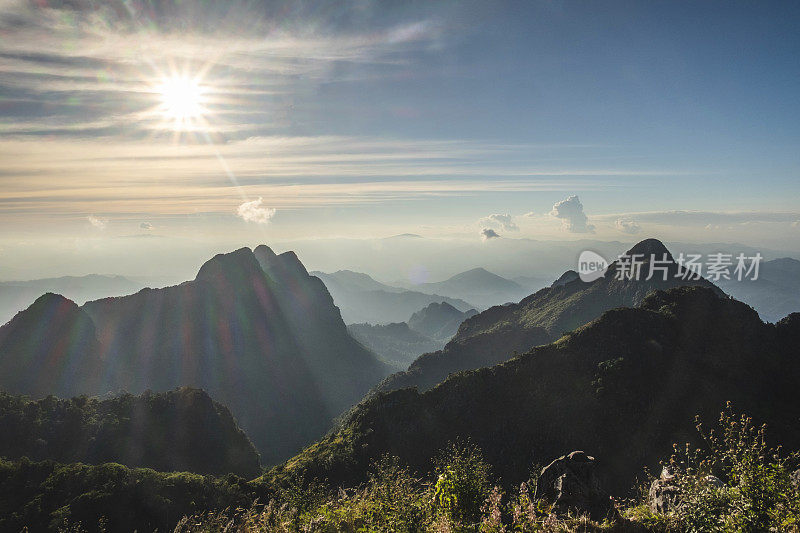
[
  {"left": 704, "top": 475, "right": 724, "bottom": 489},
  {"left": 791, "top": 469, "right": 800, "bottom": 490},
  {"left": 649, "top": 478, "right": 680, "bottom": 514},
  {"left": 535, "top": 451, "right": 617, "bottom": 521}
]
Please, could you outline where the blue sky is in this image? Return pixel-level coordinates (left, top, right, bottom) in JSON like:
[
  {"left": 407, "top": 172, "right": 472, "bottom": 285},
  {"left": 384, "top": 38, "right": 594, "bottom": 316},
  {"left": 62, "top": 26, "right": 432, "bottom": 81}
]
[{"left": 0, "top": 0, "right": 799, "bottom": 278}]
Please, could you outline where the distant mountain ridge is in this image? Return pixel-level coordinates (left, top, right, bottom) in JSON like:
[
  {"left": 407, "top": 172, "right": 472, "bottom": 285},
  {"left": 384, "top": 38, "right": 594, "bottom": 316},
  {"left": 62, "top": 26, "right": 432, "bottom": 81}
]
[
  {"left": 717, "top": 256, "right": 800, "bottom": 323},
  {"left": 0, "top": 246, "right": 393, "bottom": 465},
  {"left": 348, "top": 322, "right": 442, "bottom": 369},
  {"left": 348, "top": 302, "right": 478, "bottom": 368},
  {"left": 0, "top": 274, "right": 144, "bottom": 324},
  {"left": 407, "top": 301, "right": 478, "bottom": 342},
  {"left": 266, "top": 286, "right": 800, "bottom": 495},
  {"left": 312, "top": 270, "right": 475, "bottom": 324},
  {"left": 374, "top": 238, "right": 725, "bottom": 394},
  {"left": 404, "top": 267, "right": 531, "bottom": 309}
]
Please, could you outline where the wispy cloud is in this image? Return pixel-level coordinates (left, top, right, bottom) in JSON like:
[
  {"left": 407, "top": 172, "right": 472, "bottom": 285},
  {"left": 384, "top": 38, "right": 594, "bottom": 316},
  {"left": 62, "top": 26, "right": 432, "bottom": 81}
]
[
  {"left": 0, "top": 136, "right": 667, "bottom": 222},
  {"left": 0, "top": 1, "right": 449, "bottom": 141},
  {"left": 597, "top": 210, "right": 800, "bottom": 226},
  {"left": 87, "top": 215, "right": 107, "bottom": 229}
]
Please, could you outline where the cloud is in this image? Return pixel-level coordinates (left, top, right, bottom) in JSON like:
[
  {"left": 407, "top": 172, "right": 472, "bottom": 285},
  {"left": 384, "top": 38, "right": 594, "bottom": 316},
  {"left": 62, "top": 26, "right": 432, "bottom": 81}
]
[
  {"left": 600, "top": 210, "right": 800, "bottom": 226},
  {"left": 236, "top": 197, "right": 276, "bottom": 224},
  {"left": 87, "top": 215, "right": 107, "bottom": 229},
  {"left": 550, "top": 195, "right": 594, "bottom": 233},
  {"left": 480, "top": 228, "right": 500, "bottom": 240},
  {"left": 614, "top": 217, "right": 641, "bottom": 234},
  {"left": 140, "top": 222, "right": 153, "bottom": 230},
  {"left": 479, "top": 213, "right": 519, "bottom": 231}
]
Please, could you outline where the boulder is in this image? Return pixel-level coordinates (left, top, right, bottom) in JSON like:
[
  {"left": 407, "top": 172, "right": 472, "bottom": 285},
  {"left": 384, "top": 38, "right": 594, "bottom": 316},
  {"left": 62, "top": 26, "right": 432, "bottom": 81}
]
[
  {"left": 649, "top": 467, "right": 680, "bottom": 514},
  {"left": 534, "top": 451, "right": 617, "bottom": 521}
]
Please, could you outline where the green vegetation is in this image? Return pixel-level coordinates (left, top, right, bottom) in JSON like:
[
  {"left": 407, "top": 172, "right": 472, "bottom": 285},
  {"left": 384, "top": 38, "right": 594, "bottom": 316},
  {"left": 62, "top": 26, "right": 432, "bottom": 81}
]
[
  {"left": 626, "top": 403, "right": 800, "bottom": 532},
  {"left": 2, "top": 407, "right": 798, "bottom": 531},
  {"left": 0, "top": 387, "right": 261, "bottom": 477},
  {"left": 0, "top": 457, "right": 254, "bottom": 532}
]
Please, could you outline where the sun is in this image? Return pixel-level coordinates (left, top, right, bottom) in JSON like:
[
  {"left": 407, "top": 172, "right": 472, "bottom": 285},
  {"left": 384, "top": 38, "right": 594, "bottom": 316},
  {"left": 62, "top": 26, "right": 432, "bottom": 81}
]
[{"left": 155, "top": 75, "right": 208, "bottom": 129}]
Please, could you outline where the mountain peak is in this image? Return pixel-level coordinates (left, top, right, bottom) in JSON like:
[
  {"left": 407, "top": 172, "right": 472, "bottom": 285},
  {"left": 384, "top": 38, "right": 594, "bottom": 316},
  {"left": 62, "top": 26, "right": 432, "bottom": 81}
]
[
  {"left": 552, "top": 270, "right": 580, "bottom": 288},
  {"left": 30, "top": 292, "right": 79, "bottom": 310},
  {"left": 195, "top": 247, "right": 261, "bottom": 283},
  {"left": 253, "top": 244, "right": 277, "bottom": 260},
  {"left": 625, "top": 238, "right": 672, "bottom": 259}
]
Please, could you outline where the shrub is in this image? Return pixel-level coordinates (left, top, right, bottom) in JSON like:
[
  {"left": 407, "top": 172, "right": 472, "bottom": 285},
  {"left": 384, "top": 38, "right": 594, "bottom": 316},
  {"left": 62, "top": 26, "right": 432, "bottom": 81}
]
[
  {"left": 433, "top": 441, "right": 493, "bottom": 526},
  {"left": 652, "top": 402, "right": 800, "bottom": 532}
]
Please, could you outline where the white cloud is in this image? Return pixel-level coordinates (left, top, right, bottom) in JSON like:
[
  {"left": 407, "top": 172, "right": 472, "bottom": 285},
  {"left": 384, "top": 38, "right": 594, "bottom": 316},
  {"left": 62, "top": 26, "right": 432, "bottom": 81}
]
[
  {"left": 550, "top": 195, "right": 594, "bottom": 233},
  {"left": 236, "top": 197, "right": 276, "bottom": 224},
  {"left": 614, "top": 217, "right": 641, "bottom": 234},
  {"left": 140, "top": 222, "right": 153, "bottom": 230},
  {"left": 479, "top": 213, "right": 519, "bottom": 231},
  {"left": 480, "top": 228, "right": 500, "bottom": 240},
  {"left": 87, "top": 215, "right": 107, "bottom": 229}
]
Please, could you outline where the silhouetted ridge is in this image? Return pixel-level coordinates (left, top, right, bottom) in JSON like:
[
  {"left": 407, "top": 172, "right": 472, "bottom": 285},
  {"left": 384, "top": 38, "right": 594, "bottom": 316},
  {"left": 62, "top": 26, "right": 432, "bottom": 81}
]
[
  {"left": 0, "top": 293, "right": 101, "bottom": 398},
  {"left": 624, "top": 238, "right": 672, "bottom": 259},
  {"left": 73, "top": 245, "right": 391, "bottom": 464}
]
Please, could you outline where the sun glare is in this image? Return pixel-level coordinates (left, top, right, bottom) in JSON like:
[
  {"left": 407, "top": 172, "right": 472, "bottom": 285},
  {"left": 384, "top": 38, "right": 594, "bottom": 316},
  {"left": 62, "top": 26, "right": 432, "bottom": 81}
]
[{"left": 155, "top": 76, "right": 207, "bottom": 130}]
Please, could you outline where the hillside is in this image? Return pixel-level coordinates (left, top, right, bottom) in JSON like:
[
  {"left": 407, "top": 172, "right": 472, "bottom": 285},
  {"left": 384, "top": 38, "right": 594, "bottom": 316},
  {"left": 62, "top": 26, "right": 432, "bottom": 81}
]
[
  {"left": 265, "top": 286, "right": 800, "bottom": 495},
  {"left": 0, "top": 246, "right": 392, "bottom": 465},
  {"left": 376, "top": 238, "right": 724, "bottom": 393},
  {"left": 0, "top": 387, "right": 260, "bottom": 478},
  {"left": 313, "top": 270, "right": 475, "bottom": 324}
]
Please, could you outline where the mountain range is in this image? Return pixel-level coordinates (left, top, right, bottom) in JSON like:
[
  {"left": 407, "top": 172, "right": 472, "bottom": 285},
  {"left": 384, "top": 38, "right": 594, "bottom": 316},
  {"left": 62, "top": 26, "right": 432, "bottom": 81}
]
[
  {"left": 347, "top": 302, "right": 477, "bottom": 368},
  {"left": 2, "top": 237, "right": 800, "bottom": 530},
  {"left": 373, "top": 239, "right": 724, "bottom": 394},
  {"left": 0, "top": 246, "right": 393, "bottom": 465},
  {"left": 312, "top": 269, "right": 475, "bottom": 324},
  {"left": 397, "top": 267, "right": 532, "bottom": 310},
  {"left": 265, "top": 285, "right": 800, "bottom": 495}
]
